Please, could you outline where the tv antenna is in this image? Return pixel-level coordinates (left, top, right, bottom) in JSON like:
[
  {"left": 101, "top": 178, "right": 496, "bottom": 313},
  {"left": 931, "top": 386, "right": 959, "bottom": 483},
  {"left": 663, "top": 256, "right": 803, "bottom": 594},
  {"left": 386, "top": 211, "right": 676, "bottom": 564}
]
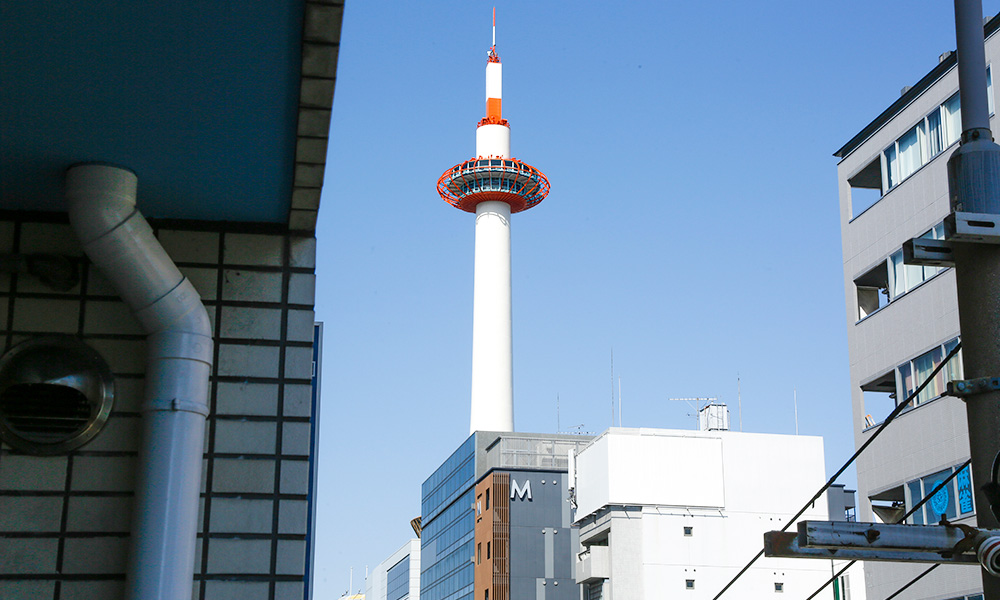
[{"left": 669, "top": 397, "right": 717, "bottom": 429}]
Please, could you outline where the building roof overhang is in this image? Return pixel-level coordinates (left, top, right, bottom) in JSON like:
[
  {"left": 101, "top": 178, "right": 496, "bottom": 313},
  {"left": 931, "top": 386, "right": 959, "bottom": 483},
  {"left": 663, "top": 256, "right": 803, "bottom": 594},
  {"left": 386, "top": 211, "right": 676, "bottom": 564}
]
[
  {"left": 0, "top": 1, "right": 342, "bottom": 230},
  {"left": 834, "top": 12, "right": 1000, "bottom": 160}
]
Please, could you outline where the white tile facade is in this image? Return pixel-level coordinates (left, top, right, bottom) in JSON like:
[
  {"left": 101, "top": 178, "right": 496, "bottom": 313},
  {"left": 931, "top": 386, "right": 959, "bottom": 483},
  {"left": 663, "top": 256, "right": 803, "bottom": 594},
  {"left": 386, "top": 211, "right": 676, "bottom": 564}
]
[{"left": 0, "top": 218, "right": 319, "bottom": 600}]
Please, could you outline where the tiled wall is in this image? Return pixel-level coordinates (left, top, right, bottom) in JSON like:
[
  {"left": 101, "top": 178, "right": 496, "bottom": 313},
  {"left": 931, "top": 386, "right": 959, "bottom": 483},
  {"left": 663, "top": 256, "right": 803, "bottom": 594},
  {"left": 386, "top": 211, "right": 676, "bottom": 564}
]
[{"left": 0, "top": 215, "right": 318, "bottom": 600}]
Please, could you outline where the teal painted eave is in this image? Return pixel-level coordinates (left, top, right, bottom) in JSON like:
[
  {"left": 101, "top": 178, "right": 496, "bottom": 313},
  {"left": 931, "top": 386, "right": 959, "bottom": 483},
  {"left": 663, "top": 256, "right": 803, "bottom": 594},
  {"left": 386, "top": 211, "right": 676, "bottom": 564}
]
[{"left": 0, "top": 0, "right": 304, "bottom": 223}]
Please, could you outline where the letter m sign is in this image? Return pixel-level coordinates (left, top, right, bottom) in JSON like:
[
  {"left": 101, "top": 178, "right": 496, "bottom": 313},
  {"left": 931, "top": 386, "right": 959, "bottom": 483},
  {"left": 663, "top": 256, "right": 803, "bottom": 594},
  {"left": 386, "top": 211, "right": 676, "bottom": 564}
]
[{"left": 510, "top": 479, "right": 532, "bottom": 501}]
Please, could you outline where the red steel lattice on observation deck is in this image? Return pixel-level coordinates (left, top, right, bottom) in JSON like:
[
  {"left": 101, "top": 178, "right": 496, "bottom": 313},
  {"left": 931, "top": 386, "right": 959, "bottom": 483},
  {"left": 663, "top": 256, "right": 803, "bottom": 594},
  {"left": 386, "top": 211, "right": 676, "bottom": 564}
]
[{"left": 437, "top": 157, "right": 549, "bottom": 214}]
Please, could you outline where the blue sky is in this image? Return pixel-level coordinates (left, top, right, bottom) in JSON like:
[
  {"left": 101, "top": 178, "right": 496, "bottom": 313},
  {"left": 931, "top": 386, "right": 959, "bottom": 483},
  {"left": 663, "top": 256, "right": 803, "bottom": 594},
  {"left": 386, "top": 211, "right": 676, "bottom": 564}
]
[{"left": 311, "top": 1, "right": 1000, "bottom": 595}]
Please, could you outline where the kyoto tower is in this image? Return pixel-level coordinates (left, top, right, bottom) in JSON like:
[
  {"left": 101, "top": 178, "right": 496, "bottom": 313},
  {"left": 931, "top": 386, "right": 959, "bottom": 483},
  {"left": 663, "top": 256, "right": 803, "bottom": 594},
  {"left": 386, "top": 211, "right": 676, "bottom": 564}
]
[{"left": 437, "top": 10, "right": 549, "bottom": 434}]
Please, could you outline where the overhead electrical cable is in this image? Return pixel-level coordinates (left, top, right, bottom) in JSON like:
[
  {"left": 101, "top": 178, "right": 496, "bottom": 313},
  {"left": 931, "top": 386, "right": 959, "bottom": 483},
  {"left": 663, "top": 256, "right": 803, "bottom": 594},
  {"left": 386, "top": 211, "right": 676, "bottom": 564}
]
[
  {"left": 711, "top": 343, "right": 962, "bottom": 600},
  {"left": 883, "top": 564, "right": 940, "bottom": 600}
]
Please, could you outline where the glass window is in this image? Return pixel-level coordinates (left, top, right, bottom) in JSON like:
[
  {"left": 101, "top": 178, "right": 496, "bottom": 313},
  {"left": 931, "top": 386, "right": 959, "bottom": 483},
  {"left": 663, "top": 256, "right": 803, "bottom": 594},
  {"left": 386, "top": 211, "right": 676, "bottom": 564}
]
[
  {"left": 945, "top": 338, "right": 963, "bottom": 383},
  {"left": 884, "top": 144, "right": 899, "bottom": 191},
  {"left": 922, "top": 468, "right": 958, "bottom": 522},
  {"left": 905, "top": 463, "right": 972, "bottom": 524},
  {"left": 907, "top": 479, "right": 924, "bottom": 525},
  {"left": 944, "top": 93, "right": 962, "bottom": 147},
  {"left": 912, "top": 346, "right": 943, "bottom": 404},
  {"left": 927, "top": 107, "right": 944, "bottom": 157},
  {"left": 989, "top": 65, "right": 995, "bottom": 116},
  {"left": 889, "top": 250, "right": 906, "bottom": 298},
  {"left": 897, "top": 124, "right": 924, "bottom": 181},
  {"left": 898, "top": 361, "right": 914, "bottom": 406}
]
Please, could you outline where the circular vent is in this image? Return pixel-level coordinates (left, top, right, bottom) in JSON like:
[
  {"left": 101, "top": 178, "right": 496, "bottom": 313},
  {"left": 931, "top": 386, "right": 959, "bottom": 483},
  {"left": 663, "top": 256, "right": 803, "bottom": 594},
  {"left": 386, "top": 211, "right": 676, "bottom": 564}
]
[{"left": 0, "top": 337, "right": 114, "bottom": 455}]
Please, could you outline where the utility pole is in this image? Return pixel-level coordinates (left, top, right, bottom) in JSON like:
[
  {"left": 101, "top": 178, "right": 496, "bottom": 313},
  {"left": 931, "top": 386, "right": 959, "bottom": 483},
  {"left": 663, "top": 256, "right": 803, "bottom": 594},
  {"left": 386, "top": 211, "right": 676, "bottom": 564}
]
[{"left": 950, "top": 0, "right": 1000, "bottom": 596}]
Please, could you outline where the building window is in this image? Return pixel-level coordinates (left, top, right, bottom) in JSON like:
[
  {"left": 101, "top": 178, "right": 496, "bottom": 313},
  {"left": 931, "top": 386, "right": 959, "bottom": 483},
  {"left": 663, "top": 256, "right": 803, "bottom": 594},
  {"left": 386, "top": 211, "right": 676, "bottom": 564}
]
[
  {"left": 854, "top": 260, "right": 889, "bottom": 320},
  {"left": 881, "top": 67, "right": 992, "bottom": 197},
  {"left": 775, "top": 582, "right": 784, "bottom": 592},
  {"left": 861, "top": 337, "right": 962, "bottom": 428},
  {"left": 906, "top": 463, "right": 974, "bottom": 525},
  {"left": 686, "top": 580, "right": 695, "bottom": 590},
  {"left": 683, "top": 526, "right": 693, "bottom": 536},
  {"left": 486, "top": 488, "right": 490, "bottom": 510},
  {"left": 849, "top": 154, "right": 884, "bottom": 218},
  {"left": 898, "top": 337, "right": 962, "bottom": 408},
  {"left": 837, "top": 573, "right": 852, "bottom": 600},
  {"left": 477, "top": 542, "right": 481, "bottom": 564},
  {"left": 486, "top": 541, "right": 490, "bottom": 560},
  {"left": 854, "top": 223, "right": 946, "bottom": 322}
]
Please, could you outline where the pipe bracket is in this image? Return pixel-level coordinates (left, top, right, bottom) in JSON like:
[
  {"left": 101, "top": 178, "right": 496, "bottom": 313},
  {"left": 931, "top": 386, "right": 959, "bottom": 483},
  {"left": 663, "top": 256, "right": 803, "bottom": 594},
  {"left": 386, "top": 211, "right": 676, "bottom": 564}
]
[{"left": 143, "top": 398, "right": 210, "bottom": 416}]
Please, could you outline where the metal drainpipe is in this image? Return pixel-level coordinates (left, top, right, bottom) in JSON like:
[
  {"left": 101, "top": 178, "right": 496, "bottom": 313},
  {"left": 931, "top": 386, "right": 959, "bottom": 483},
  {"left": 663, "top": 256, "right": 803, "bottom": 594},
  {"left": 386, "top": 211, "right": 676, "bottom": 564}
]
[{"left": 65, "top": 164, "right": 213, "bottom": 600}]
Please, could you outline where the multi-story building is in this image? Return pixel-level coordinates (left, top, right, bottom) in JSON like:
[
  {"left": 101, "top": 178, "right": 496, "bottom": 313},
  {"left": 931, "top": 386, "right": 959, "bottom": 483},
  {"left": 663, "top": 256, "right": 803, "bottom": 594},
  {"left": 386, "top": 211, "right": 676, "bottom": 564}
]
[
  {"left": 368, "top": 539, "right": 421, "bottom": 600},
  {"left": 0, "top": 3, "right": 342, "bottom": 599},
  {"left": 833, "top": 12, "right": 1000, "bottom": 600},
  {"left": 570, "top": 421, "right": 840, "bottom": 599},
  {"left": 419, "top": 432, "right": 592, "bottom": 600}
]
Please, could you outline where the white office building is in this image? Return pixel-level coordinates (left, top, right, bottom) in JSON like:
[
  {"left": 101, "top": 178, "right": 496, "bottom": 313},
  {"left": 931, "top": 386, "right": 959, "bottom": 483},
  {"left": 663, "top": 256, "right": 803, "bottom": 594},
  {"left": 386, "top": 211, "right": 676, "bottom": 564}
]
[{"left": 570, "top": 423, "right": 854, "bottom": 599}]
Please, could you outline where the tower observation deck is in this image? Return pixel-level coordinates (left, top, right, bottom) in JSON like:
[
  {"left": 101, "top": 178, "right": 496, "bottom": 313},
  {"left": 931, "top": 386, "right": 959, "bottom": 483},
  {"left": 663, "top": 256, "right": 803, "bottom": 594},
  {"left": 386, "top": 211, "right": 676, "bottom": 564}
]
[{"left": 437, "top": 14, "right": 549, "bottom": 434}]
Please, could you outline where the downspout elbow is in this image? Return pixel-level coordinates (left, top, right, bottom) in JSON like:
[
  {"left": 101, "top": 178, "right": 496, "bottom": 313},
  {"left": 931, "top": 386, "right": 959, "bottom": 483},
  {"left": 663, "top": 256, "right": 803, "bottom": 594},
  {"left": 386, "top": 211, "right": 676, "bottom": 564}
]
[{"left": 65, "top": 164, "right": 213, "bottom": 600}]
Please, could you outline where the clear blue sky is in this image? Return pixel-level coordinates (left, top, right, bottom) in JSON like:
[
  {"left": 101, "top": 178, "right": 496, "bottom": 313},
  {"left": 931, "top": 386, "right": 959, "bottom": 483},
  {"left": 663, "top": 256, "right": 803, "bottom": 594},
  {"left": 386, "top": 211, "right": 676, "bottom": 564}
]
[{"left": 312, "top": 1, "right": 1000, "bottom": 595}]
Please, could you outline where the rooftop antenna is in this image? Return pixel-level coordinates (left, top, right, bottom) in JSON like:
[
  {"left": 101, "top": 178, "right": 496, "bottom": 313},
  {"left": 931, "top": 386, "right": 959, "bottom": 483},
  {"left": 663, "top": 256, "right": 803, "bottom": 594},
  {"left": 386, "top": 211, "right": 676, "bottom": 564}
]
[
  {"left": 793, "top": 388, "right": 799, "bottom": 435},
  {"left": 737, "top": 374, "right": 743, "bottom": 432},
  {"left": 618, "top": 376, "right": 622, "bottom": 427},
  {"left": 557, "top": 393, "right": 560, "bottom": 433},
  {"left": 670, "top": 397, "right": 715, "bottom": 429},
  {"left": 610, "top": 348, "right": 615, "bottom": 427},
  {"left": 492, "top": 6, "right": 496, "bottom": 49}
]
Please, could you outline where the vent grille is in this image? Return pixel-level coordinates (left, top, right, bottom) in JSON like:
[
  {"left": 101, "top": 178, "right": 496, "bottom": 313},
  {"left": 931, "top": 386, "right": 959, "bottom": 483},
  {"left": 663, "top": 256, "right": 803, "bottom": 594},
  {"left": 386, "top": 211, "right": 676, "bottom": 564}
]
[
  {"left": 0, "top": 336, "right": 114, "bottom": 455},
  {"left": 0, "top": 383, "right": 91, "bottom": 439}
]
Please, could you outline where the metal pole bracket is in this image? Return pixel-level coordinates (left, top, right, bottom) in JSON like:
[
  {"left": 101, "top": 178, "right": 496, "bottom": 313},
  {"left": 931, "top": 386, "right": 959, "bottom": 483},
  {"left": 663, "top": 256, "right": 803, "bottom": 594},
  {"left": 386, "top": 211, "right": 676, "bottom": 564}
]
[{"left": 947, "top": 376, "right": 1000, "bottom": 398}]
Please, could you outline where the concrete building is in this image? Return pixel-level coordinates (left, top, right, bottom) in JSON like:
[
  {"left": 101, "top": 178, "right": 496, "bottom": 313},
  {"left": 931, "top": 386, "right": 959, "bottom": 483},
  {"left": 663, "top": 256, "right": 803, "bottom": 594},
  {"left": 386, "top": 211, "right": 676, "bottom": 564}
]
[
  {"left": 833, "top": 12, "right": 1000, "bottom": 600},
  {"left": 570, "top": 426, "right": 838, "bottom": 599},
  {"left": 368, "top": 540, "right": 421, "bottom": 600},
  {"left": 419, "top": 432, "right": 592, "bottom": 600},
  {"left": 0, "top": 3, "right": 342, "bottom": 599}
]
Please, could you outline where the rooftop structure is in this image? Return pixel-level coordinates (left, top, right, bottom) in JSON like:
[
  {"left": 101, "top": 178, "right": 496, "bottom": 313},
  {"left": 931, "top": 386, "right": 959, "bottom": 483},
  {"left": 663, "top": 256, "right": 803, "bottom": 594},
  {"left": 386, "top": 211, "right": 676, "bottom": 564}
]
[{"left": 571, "top": 427, "right": 845, "bottom": 599}]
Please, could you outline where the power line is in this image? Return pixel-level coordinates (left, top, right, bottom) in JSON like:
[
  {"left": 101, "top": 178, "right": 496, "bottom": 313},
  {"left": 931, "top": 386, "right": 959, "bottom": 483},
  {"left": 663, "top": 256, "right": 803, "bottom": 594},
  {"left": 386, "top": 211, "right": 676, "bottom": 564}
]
[
  {"left": 710, "top": 342, "right": 962, "bottom": 600},
  {"left": 883, "top": 564, "right": 939, "bottom": 600},
  {"left": 800, "top": 458, "right": 972, "bottom": 600}
]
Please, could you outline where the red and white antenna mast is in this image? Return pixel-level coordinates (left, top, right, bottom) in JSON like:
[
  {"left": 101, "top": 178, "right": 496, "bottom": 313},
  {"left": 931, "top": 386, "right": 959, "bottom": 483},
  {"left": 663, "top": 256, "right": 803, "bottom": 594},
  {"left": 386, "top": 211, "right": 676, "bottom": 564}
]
[{"left": 437, "top": 9, "right": 550, "bottom": 434}]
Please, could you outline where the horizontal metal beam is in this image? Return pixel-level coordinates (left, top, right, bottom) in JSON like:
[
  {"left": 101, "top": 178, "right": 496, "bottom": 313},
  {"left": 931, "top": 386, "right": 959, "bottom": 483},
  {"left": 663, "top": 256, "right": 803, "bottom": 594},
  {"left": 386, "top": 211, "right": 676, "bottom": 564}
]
[
  {"left": 799, "top": 520, "right": 971, "bottom": 551},
  {"left": 763, "top": 530, "right": 980, "bottom": 565}
]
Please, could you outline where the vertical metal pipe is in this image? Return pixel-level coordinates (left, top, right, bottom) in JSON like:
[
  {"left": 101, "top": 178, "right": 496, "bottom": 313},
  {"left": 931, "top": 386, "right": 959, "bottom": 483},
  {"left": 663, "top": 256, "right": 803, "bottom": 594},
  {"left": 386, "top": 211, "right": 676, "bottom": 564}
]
[
  {"left": 951, "top": 1, "right": 1000, "bottom": 596},
  {"left": 957, "top": 0, "right": 993, "bottom": 135},
  {"left": 66, "top": 164, "right": 213, "bottom": 600}
]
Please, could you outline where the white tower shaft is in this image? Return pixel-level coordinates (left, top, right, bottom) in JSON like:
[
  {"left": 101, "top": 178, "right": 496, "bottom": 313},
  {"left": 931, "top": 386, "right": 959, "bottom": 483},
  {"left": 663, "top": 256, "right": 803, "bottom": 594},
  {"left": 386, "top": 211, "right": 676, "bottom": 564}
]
[
  {"left": 470, "top": 56, "right": 514, "bottom": 433},
  {"left": 470, "top": 200, "right": 513, "bottom": 433}
]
